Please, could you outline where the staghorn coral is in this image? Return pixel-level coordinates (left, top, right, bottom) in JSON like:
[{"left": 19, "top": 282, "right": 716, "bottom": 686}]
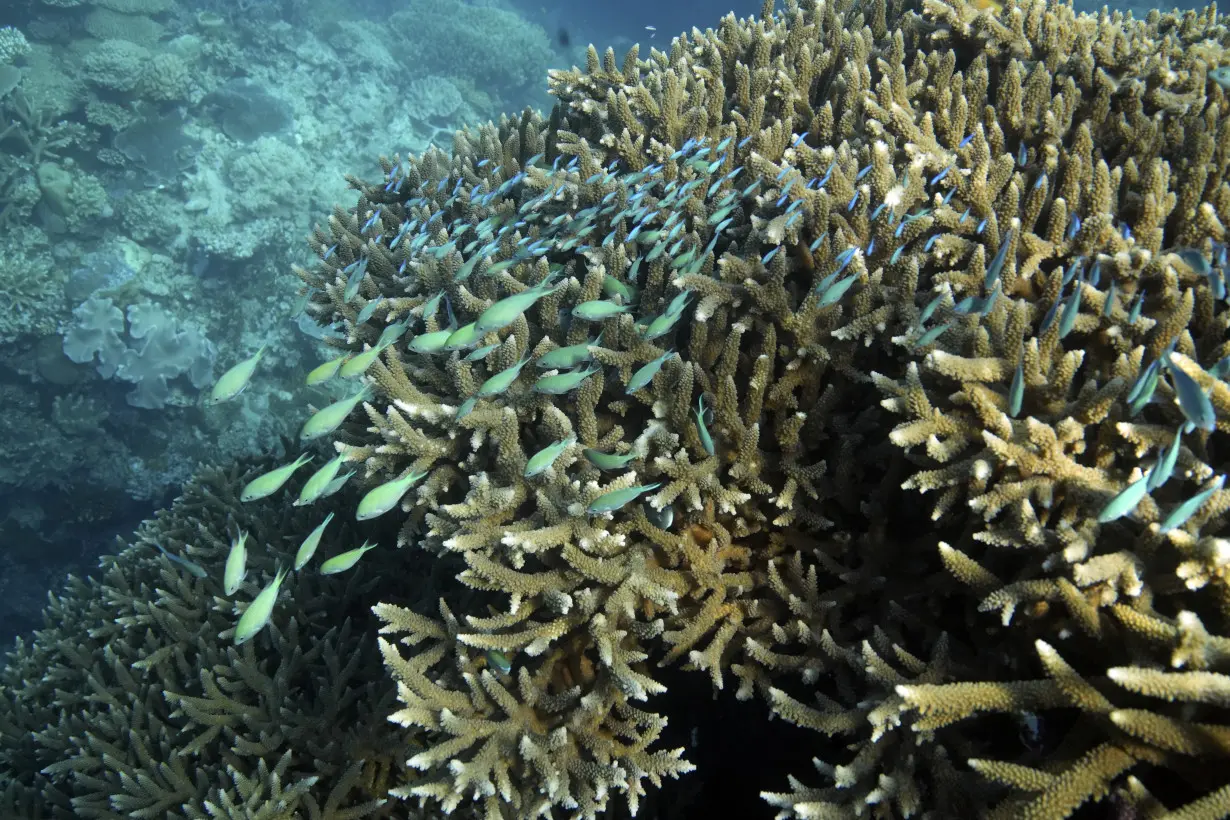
[
  {"left": 285, "top": 0, "right": 1230, "bottom": 814},
  {"left": 0, "top": 457, "right": 436, "bottom": 819}
]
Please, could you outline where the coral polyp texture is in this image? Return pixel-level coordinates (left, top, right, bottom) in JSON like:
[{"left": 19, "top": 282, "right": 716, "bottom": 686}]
[{"left": 8, "top": 0, "right": 1230, "bottom": 816}]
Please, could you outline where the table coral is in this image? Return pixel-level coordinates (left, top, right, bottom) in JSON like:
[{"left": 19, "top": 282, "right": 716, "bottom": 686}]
[{"left": 286, "top": 0, "right": 1230, "bottom": 814}]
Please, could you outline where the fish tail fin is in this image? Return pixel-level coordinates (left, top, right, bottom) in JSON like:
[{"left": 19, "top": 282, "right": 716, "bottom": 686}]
[{"left": 444, "top": 293, "right": 457, "bottom": 328}]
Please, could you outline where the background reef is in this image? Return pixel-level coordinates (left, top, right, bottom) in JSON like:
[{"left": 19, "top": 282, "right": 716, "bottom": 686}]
[
  {"left": 0, "top": 0, "right": 584, "bottom": 642},
  {"left": 7, "top": 0, "right": 1230, "bottom": 817}
]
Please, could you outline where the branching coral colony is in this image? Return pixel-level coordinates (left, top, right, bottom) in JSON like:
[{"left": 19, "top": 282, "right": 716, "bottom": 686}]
[
  {"left": 284, "top": 0, "right": 1230, "bottom": 813},
  {"left": 9, "top": 0, "right": 1230, "bottom": 816}
]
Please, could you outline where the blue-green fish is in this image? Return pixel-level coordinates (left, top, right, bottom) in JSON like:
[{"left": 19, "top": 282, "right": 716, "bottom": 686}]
[
  {"left": 1172, "top": 246, "right": 1211, "bottom": 276},
  {"left": 533, "top": 365, "right": 601, "bottom": 395},
  {"left": 1166, "top": 355, "right": 1217, "bottom": 431},
  {"left": 456, "top": 397, "right": 478, "bottom": 420},
  {"left": 664, "top": 289, "right": 694, "bottom": 318},
  {"left": 984, "top": 228, "right": 1014, "bottom": 289},
  {"left": 1127, "top": 359, "right": 1162, "bottom": 415},
  {"left": 320, "top": 470, "right": 355, "bottom": 498},
  {"left": 1008, "top": 359, "right": 1024, "bottom": 418},
  {"left": 1128, "top": 290, "right": 1146, "bottom": 323},
  {"left": 233, "top": 565, "right": 289, "bottom": 645},
  {"left": 913, "top": 322, "right": 952, "bottom": 347},
  {"left": 443, "top": 322, "right": 485, "bottom": 352},
  {"left": 572, "top": 300, "right": 631, "bottom": 321},
  {"left": 338, "top": 342, "right": 389, "bottom": 379},
  {"left": 208, "top": 345, "right": 267, "bottom": 405},
  {"left": 1146, "top": 426, "right": 1184, "bottom": 492},
  {"left": 376, "top": 319, "right": 411, "bottom": 349},
  {"left": 296, "top": 453, "right": 348, "bottom": 506},
  {"left": 641, "top": 311, "right": 685, "bottom": 342},
  {"left": 602, "top": 274, "right": 639, "bottom": 304},
  {"left": 223, "top": 530, "right": 249, "bottom": 594},
  {"left": 694, "top": 395, "right": 716, "bottom": 455},
  {"left": 305, "top": 354, "right": 349, "bottom": 386},
  {"left": 919, "top": 293, "right": 945, "bottom": 325},
  {"left": 816, "top": 274, "right": 858, "bottom": 308},
  {"left": 294, "top": 513, "right": 333, "bottom": 571},
  {"left": 587, "top": 482, "right": 662, "bottom": 515},
  {"left": 319, "top": 540, "right": 378, "bottom": 574},
  {"left": 535, "top": 335, "right": 601, "bottom": 370},
  {"left": 343, "top": 258, "right": 368, "bottom": 302},
  {"left": 486, "top": 649, "right": 512, "bottom": 675},
  {"left": 583, "top": 448, "right": 639, "bottom": 471},
  {"left": 478, "top": 354, "right": 532, "bottom": 398},
  {"left": 240, "top": 454, "right": 313, "bottom": 502},
  {"left": 409, "top": 328, "right": 455, "bottom": 354},
  {"left": 524, "top": 436, "right": 576, "bottom": 478},
  {"left": 153, "top": 543, "right": 207, "bottom": 579},
  {"left": 1097, "top": 467, "right": 1155, "bottom": 524},
  {"left": 626, "top": 350, "right": 674, "bottom": 393},
  {"left": 453, "top": 254, "right": 483, "bottom": 282},
  {"left": 1102, "top": 278, "right": 1118, "bottom": 318},
  {"left": 356, "top": 469, "right": 428, "bottom": 520},
  {"left": 644, "top": 501, "right": 674, "bottom": 530},
  {"left": 356, "top": 297, "right": 385, "bottom": 324},
  {"left": 1057, "top": 283, "right": 1082, "bottom": 340},
  {"left": 416, "top": 291, "right": 444, "bottom": 320},
  {"left": 464, "top": 343, "right": 501, "bottom": 362},
  {"left": 300, "top": 387, "right": 373, "bottom": 440},
  {"left": 1158, "top": 475, "right": 1225, "bottom": 534},
  {"left": 475, "top": 277, "right": 562, "bottom": 334}
]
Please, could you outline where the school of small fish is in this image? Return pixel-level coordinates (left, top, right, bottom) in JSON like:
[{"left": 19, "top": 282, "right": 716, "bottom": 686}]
[{"left": 184, "top": 125, "right": 1229, "bottom": 649}]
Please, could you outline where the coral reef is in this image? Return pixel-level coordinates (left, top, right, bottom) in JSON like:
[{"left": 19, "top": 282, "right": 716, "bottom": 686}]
[
  {"left": 289, "top": 0, "right": 1230, "bottom": 815},
  {"left": 8, "top": 0, "right": 1230, "bottom": 817},
  {"left": 0, "top": 27, "right": 31, "bottom": 64},
  {"left": 62, "top": 295, "right": 216, "bottom": 409},
  {"left": 388, "top": 0, "right": 555, "bottom": 103},
  {"left": 0, "top": 458, "right": 429, "bottom": 819}
]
